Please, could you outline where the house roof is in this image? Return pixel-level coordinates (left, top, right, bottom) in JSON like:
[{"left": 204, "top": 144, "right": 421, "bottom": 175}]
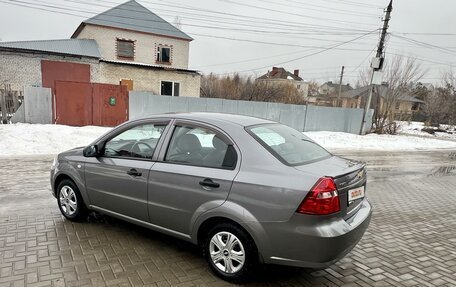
[
  {"left": 339, "top": 85, "right": 424, "bottom": 103},
  {"left": 100, "top": 59, "right": 199, "bottom": 74},
  {"left": 72, "top": 0, "right": 192, "bottom": 41},
  {"left": 257, "top": 67, "right": 303, "bottom": 81},
  {"left": 0, "top": 39, "right": 101, "bottom": 58},
  {"left": 321, "top": 81, "right": 353, "bottom": 92}
]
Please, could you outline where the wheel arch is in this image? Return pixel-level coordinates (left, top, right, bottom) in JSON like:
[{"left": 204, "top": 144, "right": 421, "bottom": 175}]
[
  {"left": 193, "top": 210, "right": 270, "bottom": 264},
  {"left": 53, "top": 169, "right": 89, "bottom": 206}
]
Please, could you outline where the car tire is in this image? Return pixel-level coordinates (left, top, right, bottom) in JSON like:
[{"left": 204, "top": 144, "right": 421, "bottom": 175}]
[
  {"left": 56, "top": 179, "right": 87, "bottom": 222},
  {"left": 203, "top": 223, "right": 258, "bottom": 283}
]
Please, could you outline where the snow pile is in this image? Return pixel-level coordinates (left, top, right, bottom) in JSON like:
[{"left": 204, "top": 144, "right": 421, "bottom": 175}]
[
  {"left": 0, "top": 123, "right": 111, "bottom": 156},
  {"left": 398, "top": 121, "right": 456, "bottom": 141},
  {"left": 304, "top": 131, "right": 456, "bottom": 151},
  {"left": 1, "top": 123, "right": 456, "bottom": 156}
]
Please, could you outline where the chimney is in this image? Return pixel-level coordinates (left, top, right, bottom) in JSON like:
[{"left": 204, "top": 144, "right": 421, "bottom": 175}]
[{"left": 294, "top": 69, "right": 299, "bottom": 77}]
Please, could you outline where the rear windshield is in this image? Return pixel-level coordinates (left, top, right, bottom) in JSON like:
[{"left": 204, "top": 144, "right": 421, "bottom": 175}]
[{"left": 247, "top": 124, "right": 331, "bottom": 166}]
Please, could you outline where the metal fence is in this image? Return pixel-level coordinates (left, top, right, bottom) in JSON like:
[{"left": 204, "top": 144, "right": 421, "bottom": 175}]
[
  {"left": 11, "top": 87, "right": 52, "bottom": 124},
  {"left": 0, "top": 85, "right": 23, "bottom": 124},
  {"left": 130, "top": 93, "right": 374, "bottom": 134}
]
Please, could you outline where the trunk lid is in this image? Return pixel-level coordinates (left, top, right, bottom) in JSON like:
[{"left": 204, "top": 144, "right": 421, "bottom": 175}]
[{"left": 294, "top": 155, "right": 367, "bottom": 219}]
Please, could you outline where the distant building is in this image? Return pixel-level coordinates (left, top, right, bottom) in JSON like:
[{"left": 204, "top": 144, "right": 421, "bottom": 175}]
[
  {"left": 0, "top": 0, "right": 200, "bottom": 97},
  {"left": 319, "top": 81, "right": 353, "bottom": 96},
  {"left": 257, "top": 67, "right": 309, "bottom": 97},
  {"left": 337, "top": 84, "right": 424, "bottom": 118}
]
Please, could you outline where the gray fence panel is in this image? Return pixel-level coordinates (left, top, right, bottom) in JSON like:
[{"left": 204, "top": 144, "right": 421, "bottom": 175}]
[
  {"left": 222, "top": 99, "right": 238, "bottom": 114},
  {"left": 205, "top": 98, "right": 223, "bottom": 112},
  {"left": 252, "top": 101, "right": 269, "bottom": 119},
  {"left": 266, "top": 103, "right": 282, "bottom": 122},
  {"left": 129, "top": 93, "right": 373, "bottom": 134},
  {"left": 279, "top": 104, "right": 306, "bottom": 131},
  {"left": 24, "top": 87, "right": 52, "bottom": 124},
  {"left": 171, "top": 97, "right": 190, "bottom": 113},
  {"left": 236, "top": 100, "right": 256, "bottom": 116},
  {"left": 187, "top": 98, "right": 207, "bottom": 112},
  {"left": 304, "top": 106, "right": 339, "bottom": 132},
  {"left": 10, "top": 104, "right": 25, "bottom": 123}
]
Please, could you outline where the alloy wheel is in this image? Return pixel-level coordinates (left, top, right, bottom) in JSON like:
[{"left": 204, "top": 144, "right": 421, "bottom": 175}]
[
  {"left": 59, "top": 185, "right": 78, "bottom": 216},
  {"left": 209, "top": 231, "right": 245, "bottom": 274}
]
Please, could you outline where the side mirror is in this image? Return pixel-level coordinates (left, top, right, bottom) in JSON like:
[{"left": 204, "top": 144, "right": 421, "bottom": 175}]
[{"left": 83, "top": 145, "right": 100, "bottom": 157}]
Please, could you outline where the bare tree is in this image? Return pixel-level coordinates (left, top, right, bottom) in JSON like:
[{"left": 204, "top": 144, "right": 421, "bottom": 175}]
[
  {"left": 367, "top": 55, "right": 426, "bottom": 134},
  {"left": 200, "top": 73, "right": 306, "bottom": 105}
]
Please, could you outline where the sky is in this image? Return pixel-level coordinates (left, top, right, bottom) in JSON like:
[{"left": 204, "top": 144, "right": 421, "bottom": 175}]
[{"left": 0, "top": 0, "right": 455, "bottom": 85}]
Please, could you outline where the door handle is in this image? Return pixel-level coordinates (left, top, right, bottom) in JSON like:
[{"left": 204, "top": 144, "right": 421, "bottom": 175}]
[
  {"left": 127, "top": 168, "right": 142, "bottom": 177},
  {"left": 199, "top": 178, "right": 220, "bottom": 188}
]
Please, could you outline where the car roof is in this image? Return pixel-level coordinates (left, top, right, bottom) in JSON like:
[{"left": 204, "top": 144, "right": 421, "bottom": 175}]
[{"left": 139, "top": 112, "right": 276, "bottom": 127}]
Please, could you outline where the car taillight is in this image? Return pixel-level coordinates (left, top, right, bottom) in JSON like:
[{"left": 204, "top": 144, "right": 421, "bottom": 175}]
[{"left": 297, "top": 177, "right": 340, "bottom": 215}]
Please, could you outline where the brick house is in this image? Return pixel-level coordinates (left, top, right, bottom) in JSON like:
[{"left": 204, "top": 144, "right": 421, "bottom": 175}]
[
  {"left": 0, "top": 0, "right": 200, "bottom": 97},
  {"left": 257, "top": 67, "right": 309, "bottom": 97}
]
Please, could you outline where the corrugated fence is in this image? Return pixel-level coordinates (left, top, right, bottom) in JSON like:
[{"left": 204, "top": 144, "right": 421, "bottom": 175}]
[{"left": 130, "top": 93, "right": 374, "bottom": 134}]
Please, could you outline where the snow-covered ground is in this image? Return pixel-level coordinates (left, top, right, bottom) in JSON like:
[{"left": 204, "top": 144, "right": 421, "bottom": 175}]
[
  {"left": 1, "top": 123, "right": 456, "bottom": 156},
  {"left": 304, "top": 131, "right": 456, "bottom": 151},
  {"left": 398, "top": 121, "right": 456, "bottom": 141},
  {"left": 0, "top": 124, "right": 111, "bottom": 156}
]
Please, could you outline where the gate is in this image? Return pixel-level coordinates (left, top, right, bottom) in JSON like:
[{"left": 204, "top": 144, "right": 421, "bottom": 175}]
[{"left": 55, "top": 81, "right": 128, "bottom": 126}]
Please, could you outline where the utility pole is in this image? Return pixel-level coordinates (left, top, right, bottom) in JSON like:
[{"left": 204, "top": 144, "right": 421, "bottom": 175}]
[
  {"left": 337, "top": 65, "right": 345, "bottom": 107},
  {"left": 360, "top": 0, "right": 393, "bottom": 134}
]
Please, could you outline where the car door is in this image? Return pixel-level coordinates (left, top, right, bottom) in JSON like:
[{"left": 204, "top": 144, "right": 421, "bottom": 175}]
[
  {"left": 148, "top": 121, "right": 239, "bottom": 235},
  {"left": 84, "top": 120, "right": 170, "bottom": 222}
]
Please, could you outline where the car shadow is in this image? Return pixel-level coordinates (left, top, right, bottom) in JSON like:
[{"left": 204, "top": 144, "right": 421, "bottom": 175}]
[{"left": 78, "top": 211, "right": 320, "bottom": 286}]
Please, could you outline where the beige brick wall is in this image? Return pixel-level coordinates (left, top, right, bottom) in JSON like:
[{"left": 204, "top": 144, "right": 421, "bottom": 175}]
[
  {"left": 100, "top": 62, "right": 200, "bottom": 97},
  {"left": 76, "top": 25, "right": 190, "bottom": 69},
  {"left": 0, "top": 51, "right": 99, "bottom": 91}
]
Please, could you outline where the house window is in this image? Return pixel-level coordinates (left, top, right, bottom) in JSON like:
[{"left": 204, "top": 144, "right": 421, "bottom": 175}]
[
  {"left": 395, "top": 102, "right": 400, "bottom": 110},
  {"left": 156, "top": 45, "right": 171, "bottom": 63},
  {"left": 161, "top": 81, "right": 180, "bottom": 97},
  {"left": 117, "top": 39, "right": 134, "bottom": 59}
]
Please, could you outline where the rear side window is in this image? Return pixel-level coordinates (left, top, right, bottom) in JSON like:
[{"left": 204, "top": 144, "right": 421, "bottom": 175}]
[
  {"left": 165, "top": 125, "right": 237, "bottom": 169},
  {"left": 247, "top": 124, "right": 331, "bottom": 166}
]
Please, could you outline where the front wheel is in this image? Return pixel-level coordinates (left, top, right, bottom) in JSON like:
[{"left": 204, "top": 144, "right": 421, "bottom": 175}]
[
  {"left": 56, "top": 179, "right": 87, "bottom": 221},
  {"left": 203, "top": 223, "right": 258, "bottom": 282}
]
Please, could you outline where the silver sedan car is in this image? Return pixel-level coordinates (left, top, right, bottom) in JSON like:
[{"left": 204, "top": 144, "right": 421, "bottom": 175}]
[{"left": 50, "top": 113, "right": 372, "bottom": 282}]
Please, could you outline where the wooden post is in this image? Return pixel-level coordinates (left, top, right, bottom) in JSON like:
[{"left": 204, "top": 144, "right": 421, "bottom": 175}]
[
  {"left": 13, "top": 91, "right": 19, "bottom": 112},
  {"left": 0, "top": 89, "right": 7, "bottom": 124}
]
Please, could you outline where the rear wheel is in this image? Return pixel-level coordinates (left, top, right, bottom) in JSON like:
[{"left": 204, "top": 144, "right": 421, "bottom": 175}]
[
  {"left": 203, "top": 223, "right": 257, "bottom": 282},
  {"left": 57, "top": 179, "right": 87, "bottom": 221}
]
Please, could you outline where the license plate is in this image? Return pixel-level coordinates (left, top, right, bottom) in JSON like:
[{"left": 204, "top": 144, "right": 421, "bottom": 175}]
[{"left": 348, "top": 186, "right": 365, "bottom": 202}]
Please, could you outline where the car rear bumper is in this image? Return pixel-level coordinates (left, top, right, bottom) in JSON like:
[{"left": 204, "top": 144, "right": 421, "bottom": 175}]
[{"left": 260, "top": 198, "right": 372, "bottom": 268}]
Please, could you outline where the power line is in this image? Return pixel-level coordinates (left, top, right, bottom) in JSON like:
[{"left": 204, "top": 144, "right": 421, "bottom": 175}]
[
  {"left": 0, "top": 0, "right": 377, "bottom": 43},
  {"left": 219, "top": 0, "right": 379, "bottom": 29},
  {"left": 281, "top": 0, "right": 381, "bottom": 16},
  {"left": 390, "top": 34, "right": 456, "bottom": 57},
  {"left": 216, "top": 30, "right": 377, "bottom": 75}
]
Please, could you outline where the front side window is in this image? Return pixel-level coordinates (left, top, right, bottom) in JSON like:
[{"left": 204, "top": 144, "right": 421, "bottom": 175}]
[
  {"left": 248, "top": 124, "right": 331, "bottom": 166},
  {"left": 161, "top": 81, "right": 180, "bottom": 96},
  {"left": 165, "top": 125, "right": 236, "bottom": 168},
  {"left": 156, "top": 45, "right": 171, "bottom": 63},
  {"left": 117, "top": 39, "right": 134, "bottom": 59},
  {"left": 104, "top": 123, "right": 167, "bottom": 159}
]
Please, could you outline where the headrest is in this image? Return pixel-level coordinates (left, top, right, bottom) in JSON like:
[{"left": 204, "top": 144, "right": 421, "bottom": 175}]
[
  {"left": 212, "top": 136, "right": 227, "bottom": 150},
  {"left": 177, "top": 134, "right": 202, "bottom": 152}
]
